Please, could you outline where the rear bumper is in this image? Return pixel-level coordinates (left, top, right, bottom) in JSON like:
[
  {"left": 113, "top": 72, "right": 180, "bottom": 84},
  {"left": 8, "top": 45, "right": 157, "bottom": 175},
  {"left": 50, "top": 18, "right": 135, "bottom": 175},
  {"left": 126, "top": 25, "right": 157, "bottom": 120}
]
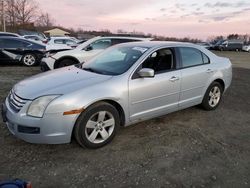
[{"left": 2, "top": 97, "right": 77, "bottom": 144}]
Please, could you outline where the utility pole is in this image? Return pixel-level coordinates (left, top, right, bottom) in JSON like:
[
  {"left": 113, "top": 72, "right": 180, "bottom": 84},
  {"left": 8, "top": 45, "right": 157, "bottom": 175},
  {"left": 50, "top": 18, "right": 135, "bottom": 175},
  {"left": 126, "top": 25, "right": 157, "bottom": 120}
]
[{"left": 1, "top": 0, "right": 6, "bottom": 32}]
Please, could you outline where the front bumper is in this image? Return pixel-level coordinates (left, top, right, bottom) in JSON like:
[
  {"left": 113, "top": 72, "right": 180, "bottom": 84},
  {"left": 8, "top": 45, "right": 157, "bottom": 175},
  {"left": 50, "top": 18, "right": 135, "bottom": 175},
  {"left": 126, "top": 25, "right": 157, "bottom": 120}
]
[
  {"left": 1, "top": 97, "right": 78, "bottom": 144},
  {"left": 40, "top": 61, "right": 50, "bottom": 72},
  {"left": 40, "top": 57, "right": 56, "bottom": 71}
]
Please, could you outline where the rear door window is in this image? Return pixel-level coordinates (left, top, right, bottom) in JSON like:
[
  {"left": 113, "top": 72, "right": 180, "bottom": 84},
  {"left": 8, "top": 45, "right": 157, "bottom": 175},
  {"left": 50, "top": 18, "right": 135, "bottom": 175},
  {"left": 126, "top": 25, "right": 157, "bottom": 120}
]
[
  {"left": 179, "top": 47, "right": 208, "bottom": 68},
  {"left": 1, "top": 39, "right": 26, "bottom": 48}
]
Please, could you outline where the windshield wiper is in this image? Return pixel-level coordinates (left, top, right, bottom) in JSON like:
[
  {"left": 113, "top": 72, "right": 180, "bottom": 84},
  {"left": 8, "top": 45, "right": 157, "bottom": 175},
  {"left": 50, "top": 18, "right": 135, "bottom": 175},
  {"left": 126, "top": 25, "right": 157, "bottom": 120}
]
[{"left": 83, "top": 67, "right": 102, "bottom": 74}]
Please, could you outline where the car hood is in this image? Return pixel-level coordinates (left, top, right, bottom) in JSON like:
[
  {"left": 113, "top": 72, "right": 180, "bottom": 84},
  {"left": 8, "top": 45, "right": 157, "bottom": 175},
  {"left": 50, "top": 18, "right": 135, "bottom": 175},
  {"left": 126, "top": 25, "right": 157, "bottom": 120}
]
[
  {"left": 13, "top": 66, "right": 113, "bottom": 99},
  {"left": 54, "top": 48, "right": 81, "bottom": 58}
]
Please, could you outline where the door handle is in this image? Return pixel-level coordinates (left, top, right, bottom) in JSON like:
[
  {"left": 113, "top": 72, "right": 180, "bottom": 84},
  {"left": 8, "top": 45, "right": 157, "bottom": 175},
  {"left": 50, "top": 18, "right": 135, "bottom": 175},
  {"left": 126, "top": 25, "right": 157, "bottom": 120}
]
[
  {"left": 169, "top": 76, "right": 180, "bottom": 82},
  {"left": 206, "top": 69, "right": 214, "bottom": 73}
]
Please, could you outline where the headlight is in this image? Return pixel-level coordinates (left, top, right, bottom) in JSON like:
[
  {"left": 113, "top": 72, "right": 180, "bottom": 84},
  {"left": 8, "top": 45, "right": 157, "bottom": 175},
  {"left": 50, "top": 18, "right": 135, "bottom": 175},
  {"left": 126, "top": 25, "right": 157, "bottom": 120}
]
[{"left": 27, "top": 95, "right": 60, "bottom": 118}]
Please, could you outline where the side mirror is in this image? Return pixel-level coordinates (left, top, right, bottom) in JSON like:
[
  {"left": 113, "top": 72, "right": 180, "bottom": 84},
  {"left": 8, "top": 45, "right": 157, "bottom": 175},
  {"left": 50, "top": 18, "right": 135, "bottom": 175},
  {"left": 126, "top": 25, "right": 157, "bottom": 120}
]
[
  {"left": 84, "top": 46, "right": 93, "bottom": 51},
  {"left": 138, "top": 68, "right": 155, "bottom": 78}
]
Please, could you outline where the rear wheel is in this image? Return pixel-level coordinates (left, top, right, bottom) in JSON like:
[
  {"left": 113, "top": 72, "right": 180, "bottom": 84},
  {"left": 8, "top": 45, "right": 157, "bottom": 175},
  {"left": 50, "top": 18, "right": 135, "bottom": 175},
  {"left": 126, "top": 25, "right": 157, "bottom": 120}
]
[
  {"left": 74, "top": 102, "right": 120, "bottom": 149},
  {"left": 58, "top": 59, "right": 76, "bottom": 68},
  {"left": 201, "top": 82, "right": 223, "bottom": 110},
  {"left": 22, "top": 53, "right": 37, "bottom": 66}
]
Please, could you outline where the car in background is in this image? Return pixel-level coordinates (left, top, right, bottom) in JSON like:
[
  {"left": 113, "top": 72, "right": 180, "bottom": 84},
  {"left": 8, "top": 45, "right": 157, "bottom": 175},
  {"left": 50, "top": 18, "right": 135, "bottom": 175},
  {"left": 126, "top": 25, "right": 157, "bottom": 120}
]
[
  {"left": 0, "top": 32, "right": 20, "bottom": 37},
  {"left": 22, "top": 35, "right": 48, "bottom": 44},
  {"left": 2, "top": 41, "right": 232, "bottom": 148},
  {"left": 48, "top": 37, "right": 78, "bottom": 48},
  {"left": 40, "top": 36, "right": 153, "bottom": 71},
  {"left": 212, "top": 39, "right": 243, "bottom": 51},
  {"left": 0, "top": 37, "right": 46, "bottom": 66},
  {"left": 242, "top": 45, "right": 250, "bottom": 52},
  {"left": 196, "top": 42, "right": 212, "bottom": 49}
]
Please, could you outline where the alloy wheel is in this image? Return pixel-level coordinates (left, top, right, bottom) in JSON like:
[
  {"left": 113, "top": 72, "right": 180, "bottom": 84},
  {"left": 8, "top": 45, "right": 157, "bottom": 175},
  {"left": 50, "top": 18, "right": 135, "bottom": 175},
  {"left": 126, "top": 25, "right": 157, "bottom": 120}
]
[
  {"left": 23, "top": 54, "right": 36, "bottom": 66},
  {"left": 208, "top": 86, "right": 221, "bottom": 107},
  {"left": 85, "top": 111, "right": 115, "bottom": 144}
]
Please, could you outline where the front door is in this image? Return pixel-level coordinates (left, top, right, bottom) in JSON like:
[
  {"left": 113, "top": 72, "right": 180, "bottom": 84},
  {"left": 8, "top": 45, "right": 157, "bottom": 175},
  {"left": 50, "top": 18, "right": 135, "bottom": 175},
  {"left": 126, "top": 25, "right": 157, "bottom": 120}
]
[{"left": 129, "top": 48, "right": 181, "bottom": 121}]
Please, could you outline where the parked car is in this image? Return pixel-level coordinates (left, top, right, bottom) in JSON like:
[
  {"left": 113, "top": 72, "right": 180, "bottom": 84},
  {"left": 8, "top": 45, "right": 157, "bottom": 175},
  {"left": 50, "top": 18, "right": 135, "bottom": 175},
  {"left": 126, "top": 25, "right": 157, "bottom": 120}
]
[
  {"left": 47, "top": 37, "right": 78, "bottom": 48},
  {"left": 0, "top": 37, "right": 46, "bottom": 66},
  {"left": 0, "top": 32, "right": 20, "bottom": 37},
  {"left": 40, "top": 36, "right": 153, "bottom": 71},
  {"left": 242, "top": 45, "right": 250, "bottom": 52},
  {"left": 2, "top": 41, "right": 232, "bottom": 148},
  {"left": 212, "top": 39, "right": 243, "bottom": 51},
  {"left": 22, "top": 35, "right": 48, "bottom": 44}
]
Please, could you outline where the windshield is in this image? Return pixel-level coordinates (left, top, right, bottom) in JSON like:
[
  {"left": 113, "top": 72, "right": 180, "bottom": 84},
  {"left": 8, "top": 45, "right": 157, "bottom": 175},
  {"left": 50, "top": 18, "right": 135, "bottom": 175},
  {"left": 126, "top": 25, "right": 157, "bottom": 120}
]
[
  {"left": 215, "top": 40, "right": 225, "bottom": 45},
  {"left": 81, "top": 46, "right": 148, "bottom": 75}
]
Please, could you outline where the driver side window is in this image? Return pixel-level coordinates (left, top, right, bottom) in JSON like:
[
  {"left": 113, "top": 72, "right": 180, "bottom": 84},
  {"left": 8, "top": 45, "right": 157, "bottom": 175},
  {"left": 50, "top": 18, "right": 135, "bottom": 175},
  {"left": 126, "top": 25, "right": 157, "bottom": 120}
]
[
  {"left": 142, "top": 48, "right": 175, "bottom": 74},
  {"left": 89, "top": 39, "right": 112, "bottom": 50}
]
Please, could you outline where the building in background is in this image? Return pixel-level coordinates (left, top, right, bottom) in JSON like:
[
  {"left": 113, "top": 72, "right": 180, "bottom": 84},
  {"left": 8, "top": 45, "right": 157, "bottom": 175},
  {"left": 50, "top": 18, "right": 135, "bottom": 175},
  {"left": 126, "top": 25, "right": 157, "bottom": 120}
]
[{"left": 44, "top": 28, "right": 70, "bottom": 37}]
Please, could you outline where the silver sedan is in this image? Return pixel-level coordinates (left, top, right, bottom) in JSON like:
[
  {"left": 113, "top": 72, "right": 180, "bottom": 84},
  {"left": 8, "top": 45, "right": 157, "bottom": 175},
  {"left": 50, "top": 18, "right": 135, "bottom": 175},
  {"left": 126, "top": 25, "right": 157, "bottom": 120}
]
[{"left": 2, "top": 41, "right": 232, "bottom": 148}]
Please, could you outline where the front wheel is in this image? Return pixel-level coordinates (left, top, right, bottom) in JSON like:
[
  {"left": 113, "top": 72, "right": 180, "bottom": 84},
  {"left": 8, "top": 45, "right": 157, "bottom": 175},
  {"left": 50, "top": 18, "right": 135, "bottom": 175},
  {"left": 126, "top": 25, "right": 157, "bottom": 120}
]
[
  {"left": 201, "top": 82, "right": 223, "bottom": 111},
  {"left": 74, "top": 102, "right": 120, "bottom": 149},
  {"left": 22, "top": 53, "right": 37, "bottom": 66}
]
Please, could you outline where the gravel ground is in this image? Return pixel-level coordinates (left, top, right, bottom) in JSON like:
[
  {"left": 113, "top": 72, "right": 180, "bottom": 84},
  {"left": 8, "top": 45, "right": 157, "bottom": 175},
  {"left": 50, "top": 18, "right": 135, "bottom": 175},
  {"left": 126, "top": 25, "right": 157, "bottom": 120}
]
[{"left": 0, "top": 51, "right": 250, "bottom": 188}]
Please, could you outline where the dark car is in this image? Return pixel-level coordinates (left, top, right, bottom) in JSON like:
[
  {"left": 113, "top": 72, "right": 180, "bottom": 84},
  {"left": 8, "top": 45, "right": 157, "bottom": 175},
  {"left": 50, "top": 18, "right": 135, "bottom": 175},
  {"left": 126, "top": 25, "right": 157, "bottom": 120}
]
[
  {"left": 0, "top": 37, "right": 46, "bottom": 66},
  {"left": 212, "top": 40, "right": 243, "bottom": 51}
]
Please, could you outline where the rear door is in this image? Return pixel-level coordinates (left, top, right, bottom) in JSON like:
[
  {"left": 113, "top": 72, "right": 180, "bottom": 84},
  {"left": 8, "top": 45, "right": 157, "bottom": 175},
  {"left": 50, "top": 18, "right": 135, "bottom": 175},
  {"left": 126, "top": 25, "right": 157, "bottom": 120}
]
[{"left": 178, "top": 47, "right": 212, "bottom": 108}]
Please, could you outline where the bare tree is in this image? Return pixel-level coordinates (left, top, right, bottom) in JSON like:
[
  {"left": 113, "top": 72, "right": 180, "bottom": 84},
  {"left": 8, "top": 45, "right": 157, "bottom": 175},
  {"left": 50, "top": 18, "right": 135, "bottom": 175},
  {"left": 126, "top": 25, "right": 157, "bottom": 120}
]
[
  {"left": 5, "top": 0, "right": 16, "bottom": 27},
  {"left": 15, "top": 0, "right": 38, "bottom": 25},
  {"left": 36, "top": 12, "right": 54, "bottom": 27}
]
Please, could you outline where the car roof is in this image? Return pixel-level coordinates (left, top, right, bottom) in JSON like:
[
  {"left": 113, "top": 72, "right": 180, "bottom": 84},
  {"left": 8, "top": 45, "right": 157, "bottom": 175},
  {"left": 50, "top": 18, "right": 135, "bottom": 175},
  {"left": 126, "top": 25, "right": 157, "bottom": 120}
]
[
  {"left": 114, "top": 41, "right": 200, "bottom": 49},
  {"left": 0, "top": 32, "right": 20, "bottom": 36}
]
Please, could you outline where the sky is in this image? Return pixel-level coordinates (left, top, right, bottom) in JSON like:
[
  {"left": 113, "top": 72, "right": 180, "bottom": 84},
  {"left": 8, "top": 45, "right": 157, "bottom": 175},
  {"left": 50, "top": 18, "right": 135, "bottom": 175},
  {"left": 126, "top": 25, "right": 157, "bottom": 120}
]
[{"left": 37, "top": 0, "right": 250, "bottom": 40}]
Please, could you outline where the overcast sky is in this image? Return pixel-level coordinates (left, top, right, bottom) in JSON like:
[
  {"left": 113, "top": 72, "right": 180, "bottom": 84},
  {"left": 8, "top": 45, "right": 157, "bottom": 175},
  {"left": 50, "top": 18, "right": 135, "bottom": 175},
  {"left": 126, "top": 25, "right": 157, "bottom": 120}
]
[{"left": 37, "top": 0, "right": 250, "bottom": 40}]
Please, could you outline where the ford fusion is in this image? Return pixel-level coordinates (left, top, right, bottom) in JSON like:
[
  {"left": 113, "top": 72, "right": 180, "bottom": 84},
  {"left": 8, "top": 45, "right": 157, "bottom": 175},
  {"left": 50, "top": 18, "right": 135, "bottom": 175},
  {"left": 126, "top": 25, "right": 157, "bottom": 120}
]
[{"left": 1, "top": 42, "right": 232, "bottom": 148}]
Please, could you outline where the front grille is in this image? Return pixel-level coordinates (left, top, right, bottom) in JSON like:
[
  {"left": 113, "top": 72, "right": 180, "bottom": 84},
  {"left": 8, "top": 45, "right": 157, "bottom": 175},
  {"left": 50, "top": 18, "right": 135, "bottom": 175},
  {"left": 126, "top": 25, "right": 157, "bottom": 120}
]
[{"left": 8, "top": 91, "right": 29, "bottom": 112}]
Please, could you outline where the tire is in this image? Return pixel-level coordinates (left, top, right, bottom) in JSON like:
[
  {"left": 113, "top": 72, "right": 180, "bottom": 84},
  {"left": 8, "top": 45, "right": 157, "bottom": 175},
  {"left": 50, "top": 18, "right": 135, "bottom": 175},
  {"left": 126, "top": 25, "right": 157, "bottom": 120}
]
[
  {"left": 201, "top": 82, "right": 223, "bottom": 111},
  {"left": 58, "top": 59, "right": 76, "bottom": 68},
  {"left": 74, "top": 102, "right": 120, "bottom": 149},
  {"left": 22, "top": 53, "right": 37, "bottom": 66}
]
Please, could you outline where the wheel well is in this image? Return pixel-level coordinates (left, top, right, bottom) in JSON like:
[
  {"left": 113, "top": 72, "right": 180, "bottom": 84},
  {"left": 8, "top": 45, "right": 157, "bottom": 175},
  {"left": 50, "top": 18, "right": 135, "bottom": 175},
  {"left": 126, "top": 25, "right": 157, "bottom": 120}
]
[
  {"left": 22, "top": 51, "right": 37, "bottom": 57},
  {"left": 54, "top": 56, "right": 80, "bottom": 69},
  {"left": 214, "top": 79, "right": 225, "bottom": 92},
  {"left": 100, "top": 100, "right": 126, "bottom": 127}
]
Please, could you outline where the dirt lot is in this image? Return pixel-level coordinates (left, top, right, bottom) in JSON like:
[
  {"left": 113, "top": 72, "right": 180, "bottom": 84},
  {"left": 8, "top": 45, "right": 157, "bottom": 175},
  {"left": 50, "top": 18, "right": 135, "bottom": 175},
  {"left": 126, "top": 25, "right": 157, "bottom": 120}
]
[{"left": 0, "top": 51, "right": 250, "bottom": 188}]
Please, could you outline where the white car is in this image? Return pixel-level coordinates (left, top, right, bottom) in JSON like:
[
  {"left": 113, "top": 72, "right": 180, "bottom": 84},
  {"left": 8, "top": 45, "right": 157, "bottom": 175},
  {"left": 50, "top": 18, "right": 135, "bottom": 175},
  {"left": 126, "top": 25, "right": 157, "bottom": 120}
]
[
  {"left": 40, "top": 36, "right": 153, "bottom": 71},
  {"left": 242, "top": 45, "right": 250, "bottom": 52},
  {"left": 47, "top": 37, "right": 78, "bottom": 48}
]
